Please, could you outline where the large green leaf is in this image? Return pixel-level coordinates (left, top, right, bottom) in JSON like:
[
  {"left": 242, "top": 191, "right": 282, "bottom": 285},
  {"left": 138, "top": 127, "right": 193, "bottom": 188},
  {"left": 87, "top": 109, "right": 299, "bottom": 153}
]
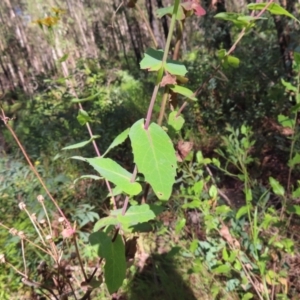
[
  {"left": 102, "top": 128, "right": 130, "bottom": 157},
  {"left": 86, "top": 157, "right": 142, "bottom": 195},
  {"left": 89, "top": 232, "right": 126, "bottom": 294},
  {"left": 94, "top": 216, "right": 119, "bottom": 232},
  {"left": 129, "top": 119, "right": 177, "bottom": 200},
  {"left": 247, "top": 3, "right": 298, "bottom": 22},
  {"left": 117, "top": 204, "right": 164, "bottom": 226},
  {"left": 140, "top": 48, "right": 187, "bottom": 76},
  {"left": 156, "top": 5, "right": 185, "bottom": 20},
  {"left": 104, "top": 234, "right": 126, "bottom": 294}
]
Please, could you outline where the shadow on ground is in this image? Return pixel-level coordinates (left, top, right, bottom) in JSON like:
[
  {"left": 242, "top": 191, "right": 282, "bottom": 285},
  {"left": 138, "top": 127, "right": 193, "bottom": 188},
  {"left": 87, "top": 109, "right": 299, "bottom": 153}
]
[{"left": 121, "top": 251, "right": 197, "bottom": 300}]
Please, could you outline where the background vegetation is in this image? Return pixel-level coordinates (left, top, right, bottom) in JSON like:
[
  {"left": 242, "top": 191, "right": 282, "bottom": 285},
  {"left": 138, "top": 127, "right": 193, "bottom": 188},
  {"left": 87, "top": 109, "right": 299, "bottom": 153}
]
[{"left": 1, "top": 0, "right": 300, "bottom": 299}]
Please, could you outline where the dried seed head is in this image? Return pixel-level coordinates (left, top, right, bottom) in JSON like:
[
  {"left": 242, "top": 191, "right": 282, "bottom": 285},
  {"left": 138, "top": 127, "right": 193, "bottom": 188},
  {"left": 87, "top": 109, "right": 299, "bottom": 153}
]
[
  {"left": 19, "top": 202, "right": 26, "bottom": 210},
  {"left": 39, "top": 219, "right": 46, "bottom": 225},
  {"left": 37, "top": 195, "right": 44, "bottom": 203},
  {"left": 0, "top": 254, "right": 5, "bottom": 264},
  {"left": 9, "top": 228, "right": 18, "bottom": 236},
  {"left": 45, "top": 235, "right": 52, "bottom": 242},
  {"left": 18, "top": 231, "right": 26, "bottom": 239},
  {"left": 70, "top": 252, "right": 77, "bottom": 260},
  {"left": 58, "top": 217, "right": 65, "bottom": 223},
  {"left": 31, "top": 213, "right": 37, "bottom": 221}
]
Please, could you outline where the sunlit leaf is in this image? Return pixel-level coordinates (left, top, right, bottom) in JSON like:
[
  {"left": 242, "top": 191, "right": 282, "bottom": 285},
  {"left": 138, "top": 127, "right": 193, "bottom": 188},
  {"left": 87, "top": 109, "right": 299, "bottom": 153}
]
[
  {"left": 77, "top": 109, "right": 92, "bottom": 125},
  {"left": 62, "top": 135, "right": 100, "bottom": 150},
  {"left": 156, "top": 5, "right": 185, "bottom": 20},
  {"left": 86, "top": 158, "right": 142, "bottom": 196},
  {"left": 169, "top": 85, "right": 197, "bottom": 100},
  {"left": 140, "top": 48, "right": 187, "bottom": 76},
  {"left": 212, "top": 264, "right": 231, "bottom": 274},
  {"left": 117, "top": 204, "right": 164, "bottom": 226},
  {"left": 103, "top": 128, "right": 130, "bottom": 157},
  {"left": 168, "top": 111, "right": 185, "bottom": 131},
  {"left": 289, "top": 153, "right": 300, "bottom": 168},
  {"left": 269, "top": 177, "right": 285, "bottom": 196},
  {"left": 248, "top": 3, "right": 298, "bottom": 22},
  {"left": 74, "top": 175, "right": 102, "bottom": 184},
  {"left": 93, "top": 216, "right": 119, "bottom": 232},
  {"left": 277, "top": 114, "right": 295, "bottom": 128},
  {"left": 129, "top": 119, "right": 177, "bottom": 200}
]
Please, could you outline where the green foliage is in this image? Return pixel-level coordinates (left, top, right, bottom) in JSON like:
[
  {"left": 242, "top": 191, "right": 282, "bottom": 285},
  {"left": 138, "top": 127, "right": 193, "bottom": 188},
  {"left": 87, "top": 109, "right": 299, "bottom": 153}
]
[
  {"left": 129, "top": 119, "right": 177, "bottom": 200},
  {"left": 2, "top": 0, "right": 300, "bottom": 299}
]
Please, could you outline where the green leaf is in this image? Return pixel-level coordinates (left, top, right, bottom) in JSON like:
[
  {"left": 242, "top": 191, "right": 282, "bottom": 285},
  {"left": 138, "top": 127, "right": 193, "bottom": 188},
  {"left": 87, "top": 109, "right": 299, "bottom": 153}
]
[
  {"left": 212, "top": 264, "right": 231, "bottom": 274},
  {"left": 86, "top": 157, "right": 142, "bottom": 195},
  {"left": 227, "top": 55, "right": 240, "bottom": 68},
  {"left": 71, "top": 91, "right": 102, "bottom": 103},
  {"left": 217, "top": 49, "right": 227, "bottom": 59},
  {"left": 292, "top": 187, "right": 300, "bottom": 199},
  {"left": 269, "top": 177, "right": 285, "bottom": 197},
  {"left": 215, "top": 12, "right": 253, "bottom": 28},
  {"left": 165, "top": 61, "right": 188, "bottom": 76},
  {"left": 117, "top": 204, "right": 164, "bottom": 227},
  {"left": 140, "top": 48, "right": 187, "bottom": 76},
  {"left": 58, "top": 53, "right": 69, "bottom": 63},
  {"left": 222, "top": 247, "right": 229, "bottom": 261},
  {"left": 242, "top": 292, "right": 254, "bottom": 300},
  {"left": 77, "top": 109, "right": 92, "bottom": 125},
  {"left": 89, "top": 231, "right": 110, "bottom": 258},
  {"left": 89, "top": 232, "right": 126, "bottom": 294},
  {"left": 209, "top": 185, "right": 218, "bottom": 198},
  {"left": 94, "top": 216, "right": 119, "bottom": 232},
  {"left": 294, "top": 52, "right": 300, "bottom": 67},
  {"left": 289, "top": 153, "right": 300, "bottom": 168},
  {"left": 277, "top": 114, "right": 295, "bottom": 128},
  {"left": 105, "top": 234, "right": 126, "bottom": 294},
  {"left": 74, "top": 175, "right": 102, "bottom": 184},
  {"left": 175, "top": 218, "right": 186, "bottom": 234},
  {"left": 236, "top": 205, "right": 248, "bottom": 220},
  {"left": 103, "top": 128, "right": 130, "bottom": 157},
  {"left": 62, "top": 135, "right": 100, "bottom": 150},
  {"left": 247, "top": 3, "right": 298, "bottom": 22},
  {"left": 169, "top": 85, "right": 197, "bottom": 100},
  {"left": 182, "top": 200, "right": 201, "bottom": 209},
  {"left": 140, "top": 48, "right": 163, "bottom": 72},
  {"left": 287, "top": 205, "right": 300, "bottom": 215},
  {"left": 281, "top": 79, "right": 297, "bottom": 92},
  {"left": 156, "top": 5, "right": 185, "bottom": 20},
  {"left": 168, "top": 111, "right": 185, "bottom": 131},
  {"left": 129, "top": 119, "right": 177, "bottom": 200}
]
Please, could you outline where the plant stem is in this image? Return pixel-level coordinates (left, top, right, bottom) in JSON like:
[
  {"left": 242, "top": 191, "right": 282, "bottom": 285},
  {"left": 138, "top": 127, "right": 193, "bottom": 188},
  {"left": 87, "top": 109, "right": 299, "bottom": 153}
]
[{"left": 144, "top": 0, "right": 180, "bottom": 129}]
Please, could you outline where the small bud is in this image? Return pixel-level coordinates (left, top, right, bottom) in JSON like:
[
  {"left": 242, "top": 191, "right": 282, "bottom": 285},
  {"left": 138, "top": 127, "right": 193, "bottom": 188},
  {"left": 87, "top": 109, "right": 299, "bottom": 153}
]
[
  {"left": 0, "top": 254, "right": 5, "bottom": 264},
  {"left": 37, "top": 195, "right": 44, "bottom": 203},
  {"left": 19, "top": 202, "right": 26, "bottom": 210}
]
